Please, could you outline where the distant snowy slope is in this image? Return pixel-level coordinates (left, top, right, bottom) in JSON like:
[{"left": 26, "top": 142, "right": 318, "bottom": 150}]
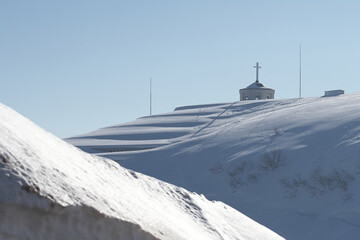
[
  {"left": 69, "top": 92, "right": 360, "bottom": 240},
  {"left": 0, "top": 103, "right": 283, "bottom": 240}
]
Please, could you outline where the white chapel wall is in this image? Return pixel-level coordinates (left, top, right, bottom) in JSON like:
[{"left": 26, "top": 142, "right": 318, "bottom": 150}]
[{"left": 239, "top": 89, "right": 274, "bottom": 101}]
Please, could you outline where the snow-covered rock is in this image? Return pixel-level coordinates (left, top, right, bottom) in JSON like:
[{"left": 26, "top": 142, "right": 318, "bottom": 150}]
[
  {"left": 68, "top": 92, "right": 360, "bottom": 239},
  {"left": 0, "top": 103, "right": 283, "bottom": 240}
]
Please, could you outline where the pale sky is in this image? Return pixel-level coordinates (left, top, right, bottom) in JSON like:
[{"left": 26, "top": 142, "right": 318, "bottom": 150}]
[{"left": 1, "top": 1, "right": 359, "bottom": 138}]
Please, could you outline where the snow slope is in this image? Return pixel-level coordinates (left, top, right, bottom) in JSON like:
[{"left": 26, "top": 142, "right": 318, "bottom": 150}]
[
  {"left": 0, "top": 103, "right": 284, "bottom": 240},
  {"left": 68, "top": 92, "right": 360, "bottom": 240}
]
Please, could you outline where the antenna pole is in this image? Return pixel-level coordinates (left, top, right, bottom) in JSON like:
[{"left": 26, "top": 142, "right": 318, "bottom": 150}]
[
  {"left": 150, "top": 77, "right": 152, "bottom": 115},
  {"left": 299, "top": 44, "right": 302, "bottom": 98}
]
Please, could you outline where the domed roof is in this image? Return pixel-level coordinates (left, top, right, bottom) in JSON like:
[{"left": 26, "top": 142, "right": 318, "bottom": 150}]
[{"left": 241, "top": 81, "right": 274, "bottom": 91}]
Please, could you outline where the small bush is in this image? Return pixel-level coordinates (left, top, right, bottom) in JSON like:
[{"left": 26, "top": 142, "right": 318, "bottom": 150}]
[
  {"left": 309, "top": 167, "right": 354, "bottom": 193},
  {"left": 281, "top": 167, "right": 355, "bottom": 198},
  {"left": 273, "top": 128, "right": 280, "bottom": 136},
  {"left": 228, "top": 162, "right": 247, "bottom": 177},
  {"left": 247, "top": 174, "right": 258, "bottom": 183},
  {"left": 228, "top": 161, "right": 252, "bottom": 189},
  {"left": 261, "top": 149, "right": 285, "bottom": 171},
  {"left": 209, "top": 162, "right": 224, "bottom": 174}
]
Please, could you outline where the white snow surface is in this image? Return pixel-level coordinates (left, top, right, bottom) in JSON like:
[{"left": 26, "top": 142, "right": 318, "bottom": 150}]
[
  {"left": 0, "top": 103, "right": 284, "bottom": 240},
  {"left": 68, "top": 92, "right": 360, "bottom": 240}
]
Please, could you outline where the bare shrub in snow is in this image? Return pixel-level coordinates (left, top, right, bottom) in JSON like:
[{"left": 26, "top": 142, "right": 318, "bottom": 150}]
[
  {"left": 261, "top": 149, "right": 285, "bottom": 171},
  {"left": 335, "top": 170, "right": 355, "bottom": 191},
  {"left": 309, "top": 167, "right": 354, "bottom": 194},
  {"left": 247, "top": 174, "right": 258, "bottom": 183},
  {"left": 228, "top": 162, "right": 247, "bottom": 177},
  {"left": 230, "top": 176, "right": 241, "bottom": 189},
  {"left": 210, "top": 162, "right": 224, "bottom": 174},
  {"left": 273, "top": 128, "right": 280, "bottom": 136},
  {"left": 228, "top": 161, "right": 252, "bottom": 189},
  {"left": 281, "top": 174, "right": 308, "bottom": 198},
  {"left": 281, "top": 167, "right": 355, "bottom": 198}
]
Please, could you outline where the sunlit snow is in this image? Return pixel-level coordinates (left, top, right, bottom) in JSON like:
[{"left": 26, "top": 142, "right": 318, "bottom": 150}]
[
  {"left": 0, "top": 103, "right": 283, "bottom": 240},
  {"left": 69, "top": 92, "right": 360, "bottom": 240}
]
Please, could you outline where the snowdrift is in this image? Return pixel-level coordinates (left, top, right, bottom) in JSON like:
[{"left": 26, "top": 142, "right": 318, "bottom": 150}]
[
  {"left": 0, "top": 103, "right": 283, "bottom": 240},
  {"left": 69, "top": 92, "right": 360, "bottom": 239}
]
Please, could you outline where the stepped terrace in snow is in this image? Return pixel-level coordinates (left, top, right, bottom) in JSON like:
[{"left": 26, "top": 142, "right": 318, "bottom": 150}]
[{"left": 68, "top": 92, "right": 360, "bottom": 240}]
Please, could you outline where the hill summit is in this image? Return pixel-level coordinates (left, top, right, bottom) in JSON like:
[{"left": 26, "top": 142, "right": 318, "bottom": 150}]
[{"left": 68, "top": 93, "right": 360, "bottom": 240}]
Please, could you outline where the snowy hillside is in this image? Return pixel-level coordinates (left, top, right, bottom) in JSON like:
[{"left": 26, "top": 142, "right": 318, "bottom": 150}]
[
  {"left": 68, "top": 92, "right": 360, "bottom": 240},
  {"left": 0, "top": 103, "right": 284, "bottom": 240}
]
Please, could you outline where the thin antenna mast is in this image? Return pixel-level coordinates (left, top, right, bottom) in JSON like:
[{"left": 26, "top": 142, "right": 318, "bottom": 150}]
[
  {"left": 150, "top": 77, "right": 152, "bottom": 115},
  {"left": 299, "top": 44, "right": 302, "bottom": 98}
]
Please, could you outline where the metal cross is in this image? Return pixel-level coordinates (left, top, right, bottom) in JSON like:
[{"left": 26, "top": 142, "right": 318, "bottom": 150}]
[{"left": 254, "top": 62, "right": 261, "bottom": 83}]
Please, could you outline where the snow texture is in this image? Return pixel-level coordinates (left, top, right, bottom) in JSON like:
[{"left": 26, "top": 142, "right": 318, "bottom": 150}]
[
  {"left": 0, "top": 103, "right": 283, "bottom": 240},
  {"left": 69, "top": 92, "right": 360, "bottom": 240}
]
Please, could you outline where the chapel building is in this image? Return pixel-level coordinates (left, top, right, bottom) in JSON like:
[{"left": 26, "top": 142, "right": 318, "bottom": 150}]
[{"left": 239, "top": 62, "right": 275, "bottom": 101}]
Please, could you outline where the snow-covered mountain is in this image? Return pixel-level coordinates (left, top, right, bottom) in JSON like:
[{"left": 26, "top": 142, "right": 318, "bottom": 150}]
[
  {"left": 68, "top": 92, "right": 360, "bottom": 240},
  {"left": 0, "top": 103, "right": 283, "bottom": 240}
]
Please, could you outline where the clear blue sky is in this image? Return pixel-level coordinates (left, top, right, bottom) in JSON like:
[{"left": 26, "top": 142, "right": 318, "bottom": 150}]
[{"left": 1, "top": 1, "right": 359, "bottom": 138}]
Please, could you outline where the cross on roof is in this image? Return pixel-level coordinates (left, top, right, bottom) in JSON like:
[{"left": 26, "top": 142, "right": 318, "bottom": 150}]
[{"left": 254, "top": 62, "right": 261, "bottom": 83}]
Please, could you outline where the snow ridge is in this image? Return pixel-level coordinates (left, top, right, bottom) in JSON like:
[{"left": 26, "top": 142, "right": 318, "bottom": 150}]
[{"left": 0, "top": 103, "right": 283, "bottom": 240}]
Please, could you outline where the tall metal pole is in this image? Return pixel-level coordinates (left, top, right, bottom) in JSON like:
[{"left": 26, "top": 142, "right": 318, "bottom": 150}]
[
  {"left": 299, "top": 44, "right": 302, "bottom": 98},
  {"left": 150, "top": 77, "right": 152, "bottom": 115}
]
